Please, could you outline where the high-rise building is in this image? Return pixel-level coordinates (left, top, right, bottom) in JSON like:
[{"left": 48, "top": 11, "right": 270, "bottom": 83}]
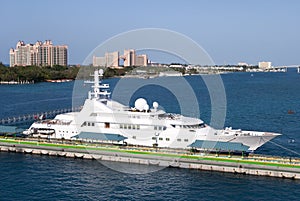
[
  {"left": 123, "top": 49, "right": 136, "bottom": 67},
  {"left": 9, "top": 40, "right": 68, "bottom": 67},
  {"left": 105, "top": 51, "right": 119, "bottom": 67},
  {"left": 93, "top": 51, "right": 119, "bottom": 67},
  {"left": 9, "top": 41, "right": 33, "bottom": 66},
  {"left": 258, "top": 61, "right": 272, "bottom": 69},
  {"left": 93, "top": 49, "right": 148, "bottom": 67},
  {"left": 93, "top": 56, "right": 106, "bottom": 67},
  {"left": 135, "top": 54, "right": 148, "bottom": 66}
]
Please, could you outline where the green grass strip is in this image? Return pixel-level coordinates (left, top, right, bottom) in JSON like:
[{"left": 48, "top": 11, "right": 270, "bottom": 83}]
[{"left": 1, "top": 138, "right": 300, "bottom": 169}]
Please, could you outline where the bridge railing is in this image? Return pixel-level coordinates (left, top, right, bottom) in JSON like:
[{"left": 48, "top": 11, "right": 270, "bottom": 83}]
[{"left": 0, "top": 107, "right": 82, "bottom": 126}]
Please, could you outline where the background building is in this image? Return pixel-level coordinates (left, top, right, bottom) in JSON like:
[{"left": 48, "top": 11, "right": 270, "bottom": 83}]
[
  {"left": 93, "top": 49, "right": 148, "bottom": 67},
  {"left": 134, "top": 54, "right": 148, "bottom": 67},
  {"left": 258, "top": 61, "right": 272, "bottom": 69},
  {"left": 9, "top": 40, "right": 68, "bottom": 67},
  {"left": 93, "top": 56, "right": 106, "bottom": 67},
  {"left": 238, "top": 62, "right": 249, "bottom": 66},
  {"left": 123, "top": 49, "right": 148, "bottom": 67},
  {"left": 93, "top": 51, "right": 119, "bottom": 67},
  {"left": 106, "top": 51, "right": 119, "bottom": 67},
  {"left": 123, "top": 49, "right": 136, "bottom": 67}
]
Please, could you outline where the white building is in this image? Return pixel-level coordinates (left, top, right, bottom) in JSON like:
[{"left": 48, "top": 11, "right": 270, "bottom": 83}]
[
  {"left": 238, "top": 62, "right": 249, "bottom": 66},
  {"left": 258, "top": 61, "right": 272, "bottom": 69}
]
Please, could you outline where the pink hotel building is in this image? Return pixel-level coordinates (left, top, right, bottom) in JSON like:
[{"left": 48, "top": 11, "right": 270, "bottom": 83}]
[{"left": 9, "top": 40, "right": 68, "bottom": 67}]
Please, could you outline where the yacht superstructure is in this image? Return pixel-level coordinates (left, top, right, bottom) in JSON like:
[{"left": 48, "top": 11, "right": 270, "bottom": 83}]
[{"left": 23, "top": 69, "right": 280, "bottom": 152}]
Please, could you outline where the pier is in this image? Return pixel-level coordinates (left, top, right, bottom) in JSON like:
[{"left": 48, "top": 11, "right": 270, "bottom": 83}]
[
  {"left": 0, "top": 80, "right": 34, "bottom": 85},
  {"left": 1, "top": 137, "right": 300, "bottom": 180}
]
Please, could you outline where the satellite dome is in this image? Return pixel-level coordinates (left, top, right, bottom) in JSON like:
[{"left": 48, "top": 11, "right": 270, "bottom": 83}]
[
  {"left": 99, "top": 69, "right": 104, "bottom": 76},
  {"left": 153, "top": 102, "right": 159, "bottom": 109},
  {"left": 134, "top": 98, "right": 147, "bottom": 111},
  {"left": 143, "top": 104, "right": 149, "bottom": 111}
]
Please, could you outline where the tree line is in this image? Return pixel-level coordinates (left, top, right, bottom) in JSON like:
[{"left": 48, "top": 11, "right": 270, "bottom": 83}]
[{"left": 0, "top": 63, "right": 79, "bottom": 82}]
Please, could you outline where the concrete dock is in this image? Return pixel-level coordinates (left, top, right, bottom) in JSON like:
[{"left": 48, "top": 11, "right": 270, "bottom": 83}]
[{"left": 1, "top": 138, "right": 300, "bottom": 179}]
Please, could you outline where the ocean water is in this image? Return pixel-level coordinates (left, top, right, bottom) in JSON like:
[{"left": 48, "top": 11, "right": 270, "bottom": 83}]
[{"left": 1, "top": 70, "right": 300, "bottom": 200}]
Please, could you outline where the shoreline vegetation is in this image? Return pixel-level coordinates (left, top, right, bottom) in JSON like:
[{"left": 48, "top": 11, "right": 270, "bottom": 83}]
[
  {"left": 0, "top": 62, "right": 259, "bottom": 84},
  {"left": 0, "top": 63, "right": 79, "bottom": 83},
  {"left": 0, "top": 64, "right": 138, "bottom": 83}
]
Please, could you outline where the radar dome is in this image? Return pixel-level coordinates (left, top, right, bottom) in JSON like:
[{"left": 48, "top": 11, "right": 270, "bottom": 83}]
[
  {"left": 153, "top": 102, "right": 159, "bottom": 109},
  {"left": 143, "top": 104, "right": 149, "bottom": 111},
  {"left": 134, "top": 98, "right": 147, "bottom": 111}
]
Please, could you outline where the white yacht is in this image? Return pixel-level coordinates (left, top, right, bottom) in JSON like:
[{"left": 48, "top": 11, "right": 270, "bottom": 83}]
[{"left": 23, "top": 70, "right": 280, "bottom": 152}]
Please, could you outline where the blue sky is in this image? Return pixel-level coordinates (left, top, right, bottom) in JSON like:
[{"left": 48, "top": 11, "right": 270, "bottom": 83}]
[{"left": 1, "top": 0, "right": 300, "bottom": 66}]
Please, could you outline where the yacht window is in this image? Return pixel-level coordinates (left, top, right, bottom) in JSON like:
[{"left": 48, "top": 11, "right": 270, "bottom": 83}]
[
  {"left": 177, "top": 139, "right": 181, "bottom": 142},
  {"left": 166, "top": 138, "right": 170, "bottom": 141},
  {"left": 137, "top": 125, "right": 140, "bottom": 130},
  {"left": 128, "top": 125, "right": 132, "bottom": 129},
  {"left": 120, "top": 124, "right": 123, "bottom": 129},
  {"left": 163, "top": 126, "right": 167, "bottom": 130},
  {"left": 132, "top": 125, "right": 136, "bottom": 129},
  {"left": 184, "top": 139, "right": 188, "bottom": 142},
  {"left": 91, "top": 123, "right": 95, "bottom": 126},
  {"left": 152, "top": 137, "right": 156, "bottom": 140},
  {"left": 132, "top": 136, "right": 136, "bottom": 139},
  {"left": 171, "top": 124, "right": 176, "bottom": 128},
  {"left": 105, "top": 122, "right": 110, "bottom": 128},
  {"left": 154, "top": 126, "right": 157, "bottom": 130},
  {"left": 124, "top": 125, "right": 127, "bottom": 129},
  {"left": 87, "top": 122, "right": 90, "bottom": 126},
  {"left": 159, "top": 137, "right": 163, "bottom": 141}
]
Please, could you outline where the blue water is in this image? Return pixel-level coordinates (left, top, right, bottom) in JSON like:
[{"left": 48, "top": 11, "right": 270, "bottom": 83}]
[{"left": 1, "top": 70, "right": 300, "bottom": 200}]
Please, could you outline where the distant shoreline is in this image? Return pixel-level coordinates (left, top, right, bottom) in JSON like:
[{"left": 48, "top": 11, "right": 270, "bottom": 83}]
[{"left": 0, "top": 64, "right": 290, "bottom": 85}]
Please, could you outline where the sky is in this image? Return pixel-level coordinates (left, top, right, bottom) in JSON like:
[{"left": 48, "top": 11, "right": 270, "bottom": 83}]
[{"left": 1, "top": 0, "right": 300, "bottom": 66}]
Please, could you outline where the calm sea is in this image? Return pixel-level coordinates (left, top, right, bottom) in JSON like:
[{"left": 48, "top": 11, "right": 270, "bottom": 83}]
[{"left": 1, "top": 70, "right": 300, "bottom": 200}]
